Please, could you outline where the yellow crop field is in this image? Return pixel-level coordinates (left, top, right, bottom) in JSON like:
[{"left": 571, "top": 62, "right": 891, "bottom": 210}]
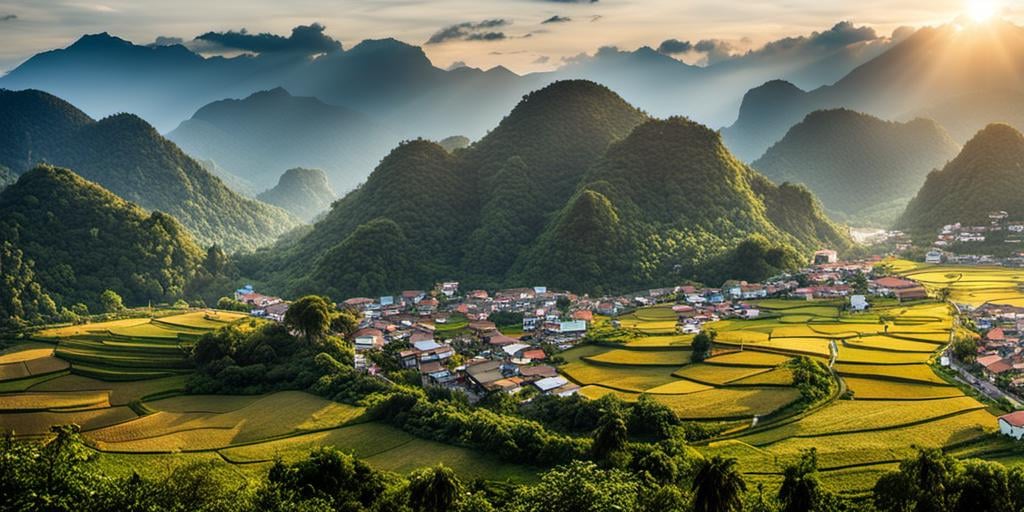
[
  {"left": 625, "top": 334, "right": 693, "bottom": 348},
  {"left": 584, "top": 349, "right": 692, "bottom": 366},
  {"left": 719, "top": 337, "right": 831, "bottom": 357},
  {"left": 36, "top": 318, "right": 151, "bottom": 339},
  {"left": 842, "top": 336, "right": 939, "bottom": 353},
  {"left": 704, "top": 351, "right": 792, "bottom": 367},
  {"left": 715, "top": 330, "right": 772, "bottom": 344},
  {"left": 0, "top": 345, "right": 55, "bottom": 363},
  {"left": 739, "top": 397, "right": 985, "bottom": 446},
  {"left": 87, "top": 391, "right": 365, "bottom": 451},
  {"left": 560, "top": 362, "right": 678, "bottom": 391},
  {"left": 835, "top": 347, "right": 930, "bottom": 364},
  {"left": 23, "top": 356, "right": 71, "bottom": 375},
  {"left": 671, "top": 364, "right": 771, "bottom": 385},
  {"left": 730, "top": 367, "right": 794, "bottom": 386},
  {"left": 0, "top": 363, "right": 30, "bottom": 381},
  {"left": 29, "top": 374, "right": 188, "bottom": 406},
  {"left": 0, "top": 390, "right": 109, "bottom": 411},
  {"left": 834, "top": 364, "right": 946, "bottom": 384},
  {"left": 644, "top": 379, "right": 715, "bottom": 394},
  {"left": 653, "top": 387, "right": 802, "bottom": 419},
  {"left": 842, "top": 377, "right": 961, "bottom": 400},
  {"left": 0, "top": 406, "right": 137, "bottom": 436}
]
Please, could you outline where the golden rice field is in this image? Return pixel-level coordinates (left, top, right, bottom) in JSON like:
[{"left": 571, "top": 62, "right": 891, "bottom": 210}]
[
  {"left": 565, "top": 294, "right": 1013, "bottom": 494},
  {"left": 584, "top": 348, "right": 692, "bottom": 366}
]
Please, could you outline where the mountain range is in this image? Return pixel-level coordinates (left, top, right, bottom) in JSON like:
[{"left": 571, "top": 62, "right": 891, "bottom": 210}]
[
  {"left": 0, "top": 89, "right": 300, "bottom": 252},
  {"left": 240, "top": 81, "right": 850, "bottom": 298},
  {"left": 257, "top": 168, "right": 337, "bottom": 222},
  {"left": 724, "top": 20, "right": 1024, "bottom": 161},
  {"left": 167, "top": 88, "right": 398, "bottom": 192},
  {"left": 752, "top": 109, "right": 960, "bottom": 225}
]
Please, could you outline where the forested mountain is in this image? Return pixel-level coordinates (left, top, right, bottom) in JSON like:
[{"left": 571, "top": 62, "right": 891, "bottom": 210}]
[
  {"left": 167, "top": 88, "right": 397, "bottom": 192},
  {"left": 240, "top": 81, "right": 850, "bottom": 298},
  {"left": 516, "top": 117, "right": 851, "bottom": 292},
  {"left": 899, "top": 124, "right": 1024, "bottom": 233},
  {"left": 752, "top": 109, "right": 960, "bottom": 225},
  {"left": 0, "top": 166, "right": 215, "bottom": 325},
  {"left": 724, "top": 20, "right": 1024, "bottom": 161},
  {"left": 257, "top": 168, "right": 337, "bottom": 222},
  {"left": 0, "top": 165, "right": 14, "bottom": 190},
  {"left": 0, "top": 89, "right": 300, "bottom": 251}
]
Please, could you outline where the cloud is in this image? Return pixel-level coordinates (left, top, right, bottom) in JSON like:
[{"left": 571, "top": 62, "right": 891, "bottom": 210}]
[
  {"left": 426, "top": 19, "right": 510, "bottom": 44},
  {"left": 542, "top": 15, "right": 572, "bottom": 24},
  {"left": 807, "top": 21, "right": 876, "bottom": 47},
  {"left": 0, "top": 14, "right": 16, "bottom": 21},
  {"left": 590, "top": 15, "right": 603, "bottom": 22},
  {"left": 891, "top": 25, "right": 916, "bottom": 42},
  {"left": 447, "top": 60, "right": 469, "bottom": 70},
  {"left": 195, "top": 23, "right": 342, "bottom": 54},
  {"left": 657, "top": 38, "right": 693, "bottom": 55},
  {"left": 150, "top": 36, "right": 184, "bottom": 47},
  {"left": 542, "top": 0, "right": 598, "bottom": 3},
  {"left": 694, "top": 39, "right": 737, "bottom": 64},
  {"left": 533, "top": 55, "right": 550, "bottom": 64}
]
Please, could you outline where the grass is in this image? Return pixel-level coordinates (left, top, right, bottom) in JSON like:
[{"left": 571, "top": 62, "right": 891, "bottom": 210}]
[{"left": 583, "top": 349, "right": 692, "bottom": 366}]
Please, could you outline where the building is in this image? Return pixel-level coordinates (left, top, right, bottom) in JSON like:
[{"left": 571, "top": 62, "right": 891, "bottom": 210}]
[
  {"left": 999, "top": 411, "right": 1024, "bottom": 440},
  {"left": 850, "top": 295, "right": 869, "bottom": 312},
  {"left": 353, "top": 328, "right": 385, "bottom": 351},
  {"left": 925, "top": 250, "right": 943, "bottom": 264}
]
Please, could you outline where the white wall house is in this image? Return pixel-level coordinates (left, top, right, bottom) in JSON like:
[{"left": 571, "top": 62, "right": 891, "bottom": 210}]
[{"left": 998, "top": 411, "right": 1024, "bottom": 440}]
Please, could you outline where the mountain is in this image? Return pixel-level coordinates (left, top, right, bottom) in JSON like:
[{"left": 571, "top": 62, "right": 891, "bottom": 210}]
[
  {"left": 899, "top": 124, "right": 1024, "bottom": 234},
  {"left": 438, "top": 136, "right": 471, "bottom": 153},
  {"left": 724, "top": 20, "right": 1024, "bottom": 161},
  {"left": 0, "top": 166, "right": 211, "bottom": 323},
  {"left": 167, "top": 88, "right": 397, "bottom": 192},
  {"left": 516, "top": 117, "right": 851, "bottom": 292},
  {"left": 240, "top": 81, "right": 851, "bottom": 298},
  {"left": 257, "top": 168, "right": 337, "bottom": 222},
  {"left": 752, "top": 109, "right": 960, "bottom": 225},
  {"left": 0, "top": 89, "right": 300, "bottom": 252},
  {"left": 0, "top": 165, "right": 14, "bottom": 189}
]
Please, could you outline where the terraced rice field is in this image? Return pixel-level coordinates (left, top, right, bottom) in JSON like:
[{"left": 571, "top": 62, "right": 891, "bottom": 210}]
[
  {"left": 566, "top": 296, "right": 1011, "bottom": 494},
  {"left": 897, "top": 261, "right": 1024, "bottom": 308}
]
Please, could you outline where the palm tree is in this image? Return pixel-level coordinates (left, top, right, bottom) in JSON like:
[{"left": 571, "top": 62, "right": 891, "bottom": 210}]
[
  {"left": 693, "top": 455, "right": 747, "bottom": 512},
  {"left": 408, "top": 464, "right": 462, "bottom": 512}
]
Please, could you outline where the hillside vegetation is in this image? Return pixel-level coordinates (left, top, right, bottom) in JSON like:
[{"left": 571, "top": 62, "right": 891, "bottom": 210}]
[
  {"left": 0, "top": 89, "right": 300, "bottom": 251},
  {"left": 753, "top": 109, "right": 960, "bottom": 225},
  {"left": 241, "top": 81, "right": 851, "bottom": 297},
  {"left": 0, "top": 166, "right": 214, "bottom": 325},
  {"left": 900, "top": 123, "right": 1024, "bottom": 234},
  {"left": 257, "top": 168, "right": 337, "bottom": 222}
]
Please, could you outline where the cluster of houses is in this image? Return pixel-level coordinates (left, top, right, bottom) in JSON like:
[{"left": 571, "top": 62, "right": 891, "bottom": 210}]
[
  {"left": 963, "top": 304, "right": 1024, "bottom": 389},
  {"left": 925, "top": 212, "right": 1024, "bottom": 264},
  {"left": 233, "top": 285, "right": 289, "bottom": 321}
]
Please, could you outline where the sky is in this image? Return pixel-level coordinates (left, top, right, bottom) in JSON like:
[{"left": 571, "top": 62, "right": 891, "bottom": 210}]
[{"left": 0, "top": 0, "right": 1017, "bottom": 74}]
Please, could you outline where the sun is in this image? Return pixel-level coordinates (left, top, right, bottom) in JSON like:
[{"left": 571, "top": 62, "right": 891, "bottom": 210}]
[{"left": 966, "top": 0, "right": 1000, "bottom": 22}]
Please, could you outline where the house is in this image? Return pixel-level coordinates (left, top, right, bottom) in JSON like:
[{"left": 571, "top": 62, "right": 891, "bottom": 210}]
[
  {"left": 439, "top": 281, "right": 460, "bottom": 298},
  {"left": 261, "top": 302, "right": 289, "bottom": 322},
  {"left": 502, "top": 343, "right": 531, "bottom": 358},
  {"left": 534, "top": 376, "right": 569, "bottom": 393},
  {"left": 813, "top": 249, "right": 839, "bottom": 265},
  {"left": 978, "top": 354, "right": 1013, "bottom": 379},
  {"left": 572, "top": 310, "right": 594, "bottom": 322},
  {"left": 418, "top": 298, "right": 439, "bottom": 314},
  {"left": 999, "top": 411, "right": 1024, "bottom": 440},
  {"left": 465, "top": 360, "right": 505, "bottom": 391},
  {"left": 736, "top": 308, "right": 760, "bottom": 319},
  {"left": 550, "top": 320, "right": 587, "bottom": 334},
  {"left": 353, "top": 328, "right": 385, "bottom": 351},
  {"left": 519, "top": 364, "right": 558, "bottom": 380},
  {"left": 850, "top": 295, "right": 869, "bottom": 312},
  {"left": 487, "top": 333, "right": 520, "bottom": 347},
  {"left": 925, "top": 251, "right": 943, "bottom": 264},
  {"left": 521, "top": 349, "right": 546, "bottom": 361}
]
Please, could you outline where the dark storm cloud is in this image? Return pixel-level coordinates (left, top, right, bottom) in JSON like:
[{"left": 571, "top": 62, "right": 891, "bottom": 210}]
[
  {"left": 542, "top": 15, "right": 572, "bottom": 24},
  {"left": 808, "top": 21, "right": 876, "bottom": 47},
  {"left": 426, "top": 19, "right": 510, "bottom": 44},
  {"left": 656, "top": 38, "right": 693, "bottom": 54},
  {"left": 195, "top": 23, "right": 342, "bottom": 54}
]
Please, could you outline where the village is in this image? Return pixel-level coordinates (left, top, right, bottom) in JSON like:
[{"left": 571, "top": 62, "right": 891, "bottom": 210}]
[{"left": 226, "top": 248, "right": 960, "bottom": 403}]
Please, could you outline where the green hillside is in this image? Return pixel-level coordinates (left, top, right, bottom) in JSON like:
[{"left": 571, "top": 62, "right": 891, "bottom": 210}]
[
  {"left": 753, "top": 109, "right": 959, "bottom": 225},
  {"left": 243, "top": 81, "right": 851, "bottom": 297},
  {"left": 0, "top": 166, "right": 211, "bottom": 324},
  {"left": 517, "top": 118, "right": 851, "bottom": 292},
  {"left": 899, "top": 123, "right": 1024, "bottom": 234},
  {"left": 0, "top": 89, "right": 300, "bottom": 252},
  {"left": 257, "top": 168, "right": 337, "bottom": 222}
]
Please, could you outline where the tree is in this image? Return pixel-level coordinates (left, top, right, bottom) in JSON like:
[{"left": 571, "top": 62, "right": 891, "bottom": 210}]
[
  {"left": 951, "top": 334, "right": 979, "bottom": 364},
  {"left": 511, "top": 460, "right": 641, "bottom": 512},
  {"left": 692, "top": 456, "right": 746, "bottom": 512},
  {"left": 556, "top": 296, "right": 571, "bottom": 315},
  {"left": 408, "top": 464, "right": 462, "bottom": 512},
  {"left": 284, "top": 295, "right": 333, "bottom": 342},
  {"left": 778, "top": 449, "right": 829, "bottom": 512},
  {"left": 692, "top": 329, "right": 715, "bottom": 362},
  {"left": 954, "top": 459, "right": 1011, "bottom": 512},
  {"left": 591, "top": 406, "right": 629, "bottom": 465},
  {"left": 331, "top": 309, "right": 360, "bottom": 340},
  {"left": 99, "top": 289, "right": 124, "bottom": 313},
  {"left": 874, "top": 448, "right": 959, "bottom": 512}
]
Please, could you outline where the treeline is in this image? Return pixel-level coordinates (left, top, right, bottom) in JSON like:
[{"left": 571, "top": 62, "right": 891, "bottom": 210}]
[{"left": 8, "top": 425, "right": 1023, "bottom": 512}]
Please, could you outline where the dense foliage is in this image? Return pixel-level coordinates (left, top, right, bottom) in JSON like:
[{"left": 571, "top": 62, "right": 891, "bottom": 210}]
[
  {"left": 0, "top": 89, "right": 299, "bottom": 251},
  {"left": 243, "top": 81, "right": 851, "bottom": 298},
  {"left": 900, "top": 123, "right": 1024, "bottom": 235},
  {"left": 257, "top": 167, "right": 337, "bottom": 222},
  {"left": 0, "top": 166, "right": 219, "bottom": 323},
  {"left": 753, "top": 109, "right": 959, "bottom": 224}
]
